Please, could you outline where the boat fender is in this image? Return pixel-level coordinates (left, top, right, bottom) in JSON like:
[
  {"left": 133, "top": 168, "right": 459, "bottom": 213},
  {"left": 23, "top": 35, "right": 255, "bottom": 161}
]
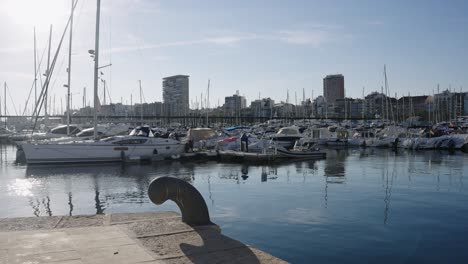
[{"left": 148, "top": 177, "right": 213, "bottom": 226}]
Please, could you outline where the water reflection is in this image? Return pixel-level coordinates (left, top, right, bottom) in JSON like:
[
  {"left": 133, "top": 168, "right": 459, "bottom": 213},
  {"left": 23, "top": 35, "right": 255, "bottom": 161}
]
[
  {"left": 68, "top": 192, "right": 73, "bottom": 216},
  {"left": 2, "top": 142, "right": 468, "bottom": 263},
  {"left": 324, "top": 149, "right": 347, "bottom": 177},
  {"left": 383, "top": 168, "right": 395, "bottom": 225},
  {"left": 24, "top": 163, "right": 194, "bottom": 216}
]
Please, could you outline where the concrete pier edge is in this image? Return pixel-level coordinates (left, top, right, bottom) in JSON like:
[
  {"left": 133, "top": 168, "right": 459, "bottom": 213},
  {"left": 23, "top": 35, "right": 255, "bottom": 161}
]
[{"left": 0, "top": 212, "right": 287, "bottom": 264}]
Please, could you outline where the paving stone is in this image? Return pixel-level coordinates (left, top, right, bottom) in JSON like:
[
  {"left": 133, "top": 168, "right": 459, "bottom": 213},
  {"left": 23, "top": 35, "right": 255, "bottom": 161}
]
[
  {"left": 44, "top": 261, "right": 84, "bottom": 264},
  {"left": 164, "top": 247, "right": 287, "bottom": 264},
  {"left": 110, "top": 212, "right": 179, "bottom": 224},
  {"left": 0, "top": 249, "right": 7, "bottom": 264},
  {"left": 55, "top": 215, "right": 105, "bottom": 229},
  {"left": 125, "top": 218, "right": 191, "bottom": 237},
  {"left": 0, "top": 216, "right": 60, "bottom": 232},
  {"left": 0, "top": 233, "right": 9, "bottom": 250},
  {"left": 78, "top": 244, "right": 155, "bottom": 264},
  {"left": 65, "top": 226, "right": 125, "bottom": 239},
  {"left": 8, "top": 250, "right": 80, "bottom": 264},
  {"left": 8, "top": 231, "right": 74, "bottom": 255},
  {"left": 0, "top": 212, "right": 287, "bottom": 264},
  {"left": 72, "top": 235, "right": 136, "bottom": 250},
  {"left": 138, "top": 227, "right": 244, "bottom": 259}
]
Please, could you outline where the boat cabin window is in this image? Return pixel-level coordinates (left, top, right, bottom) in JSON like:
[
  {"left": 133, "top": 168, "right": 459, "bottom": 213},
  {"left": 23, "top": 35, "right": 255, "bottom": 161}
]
[
  {"left": 77, "top": 130, "right": 103, "bottom": 137},
  {"left": 112, "top": 138, "right": 148, "bottom": 145},
  {"left": 278, "top": 128, "right": 299, "bottom": 135},
  {"left": 50, "top": 126, "right": 81, "bottom": 135}
]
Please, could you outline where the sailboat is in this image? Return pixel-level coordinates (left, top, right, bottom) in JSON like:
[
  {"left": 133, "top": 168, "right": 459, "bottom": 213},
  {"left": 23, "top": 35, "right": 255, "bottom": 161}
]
[{"left": 22, "top": 0, "right": 185, "bottom": 164}]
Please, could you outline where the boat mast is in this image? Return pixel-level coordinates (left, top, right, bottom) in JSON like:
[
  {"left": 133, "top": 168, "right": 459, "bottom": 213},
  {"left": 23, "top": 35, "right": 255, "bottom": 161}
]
[
  {"left": 206, "top": 79, "right": 210, "bottom": 126},
  {"left": 93, "top": 0, "right": 101, "bottom": 139},
  {"left": 3, "top": 82, "right": 6, "bottom": 129},
  {"left": 45, "top": 25, "right": 53, "bottom": 125},
  {"left": 139, "top": 80, "right": 143, "bottom": 124},
  {"left": 34, "top": 27, "right": 38, "bottom": 106},
  {"left": 66, "top": 0, "right": 75, "bottom": 135}
]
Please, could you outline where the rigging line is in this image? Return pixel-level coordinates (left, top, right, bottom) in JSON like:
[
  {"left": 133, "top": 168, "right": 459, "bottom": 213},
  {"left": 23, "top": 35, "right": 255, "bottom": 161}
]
[
  {"left": 105, "top": 83, "right": 112, "bottom": 104},
  {"left": 5, "top": 83, "right": 19, "bottom": 116},
  {"left": 22, "top": 45, "right": 48, "bottom": 115},
  {"left": 49, "top": 52, "right": 69, "bottom": 96},
  {"left": 32, "top": 0, "right": 79, "bottom": 119},
  {"left": 31, "top": 0, "right": 79, "bottom": 132},
  {"left": 142, "top": 89, "right": 146, "bottom": 103}
]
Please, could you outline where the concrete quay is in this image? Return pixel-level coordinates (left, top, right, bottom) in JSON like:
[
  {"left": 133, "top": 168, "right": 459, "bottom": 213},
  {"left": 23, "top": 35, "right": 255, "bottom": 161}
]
[{"left": 0, "top": 212, "right": 287, "bottom": 264}]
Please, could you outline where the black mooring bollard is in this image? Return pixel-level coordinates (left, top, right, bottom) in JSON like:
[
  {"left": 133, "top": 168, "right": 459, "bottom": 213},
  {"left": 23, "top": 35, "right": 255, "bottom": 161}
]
[{"left": 148, "top": 176, "right": 212, "bottom": 226}]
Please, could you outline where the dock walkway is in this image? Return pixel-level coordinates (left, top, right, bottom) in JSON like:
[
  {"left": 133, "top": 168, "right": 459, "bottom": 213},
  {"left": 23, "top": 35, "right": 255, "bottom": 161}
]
[{"left": 0, "top": 212, "right": 286, "bottom": 264}]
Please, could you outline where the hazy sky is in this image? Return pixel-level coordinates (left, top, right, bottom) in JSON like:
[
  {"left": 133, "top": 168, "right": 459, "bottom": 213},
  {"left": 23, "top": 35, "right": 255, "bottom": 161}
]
[{"left": 0, "top": 0, "right": 467, "bottom": 114}]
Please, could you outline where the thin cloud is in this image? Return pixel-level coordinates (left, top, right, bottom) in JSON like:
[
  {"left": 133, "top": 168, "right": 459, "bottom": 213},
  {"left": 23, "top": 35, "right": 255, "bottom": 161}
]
[
  {"left": 97, "top": 27, "right": 343, "bottom": 55},
  {"left": 276, "top": 30, "right": 330, "bottom": 46},
  {"left": 103, "top": 34, "right": 257, "bottom": 54}
]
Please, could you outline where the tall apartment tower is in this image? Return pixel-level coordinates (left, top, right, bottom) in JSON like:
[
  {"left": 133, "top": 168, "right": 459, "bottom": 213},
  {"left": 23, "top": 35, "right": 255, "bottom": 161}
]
[
  {"left": 224, "top": 91, "right": 247, "bottom": 114},
  {"left": 162, "top": 75, "right": 189, "bottom": 116},
  {"left": 323, "top": 74, "right": 345, "bottom": 103}
]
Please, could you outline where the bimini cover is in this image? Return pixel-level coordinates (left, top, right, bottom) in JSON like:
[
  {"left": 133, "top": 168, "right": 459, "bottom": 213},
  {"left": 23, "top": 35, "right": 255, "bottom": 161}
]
[{"left": 187, "top": 128, "right": 218, "bottom": 142}]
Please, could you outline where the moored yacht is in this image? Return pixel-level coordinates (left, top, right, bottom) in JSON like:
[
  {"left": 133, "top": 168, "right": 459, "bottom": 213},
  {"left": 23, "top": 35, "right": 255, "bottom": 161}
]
[
  {"left": 21, "top": 126, "right": 184, "bottom": 164},
  {"left": 269, "top": 126, "right": 303, "bottom": 149}
]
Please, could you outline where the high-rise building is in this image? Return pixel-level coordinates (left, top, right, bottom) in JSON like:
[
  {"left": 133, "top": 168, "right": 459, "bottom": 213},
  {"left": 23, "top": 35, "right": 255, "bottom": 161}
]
[
  {"left": 323, "top": 74, "right": 345, "bottom": 103},
  {"left": 250, "top": 98, "right": 275, "bottom": 118},
  {"left": 224, "top": 91, "right": 246, "bottom": 115},
  {"left": 162, "top": 75, "right": 189, "bottom": 116}
]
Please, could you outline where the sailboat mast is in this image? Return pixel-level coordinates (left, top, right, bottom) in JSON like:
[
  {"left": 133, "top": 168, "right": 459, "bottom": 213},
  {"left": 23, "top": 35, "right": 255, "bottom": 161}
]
[
  {"left": 34, "top": 27, "right": 38, "bottom": 106},
  {"left": 139, "top": 80, "right": 143, "bottom": 124},
  {"left": 45, "top": 25, "right": 52, "bottom": 124},
  {"left": 93, "top": 0, "right": 101, "bottom": 139},
  {"left": 206, "top": 79, "right": 210, "bottom": 126},
  {"left": 66, "top": 0, "right": 74, "bottom": 135},
  {"left": 3, "top": 82, "right": 6, "bottom": 129}
]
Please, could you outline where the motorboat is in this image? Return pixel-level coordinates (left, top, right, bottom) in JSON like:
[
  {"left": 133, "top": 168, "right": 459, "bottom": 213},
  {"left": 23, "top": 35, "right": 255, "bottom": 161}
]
[
  {"left": 269, "top": 126, "right": 303, "bottom": 149},
  {"left": 275, "top": 147, "right": 326, "bottom": 159}
]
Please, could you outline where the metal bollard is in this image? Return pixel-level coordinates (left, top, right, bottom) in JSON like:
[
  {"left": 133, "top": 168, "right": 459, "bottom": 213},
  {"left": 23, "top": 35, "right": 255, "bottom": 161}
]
[{"left": 148, "top": 176, "right": 212, "bottom": 226}]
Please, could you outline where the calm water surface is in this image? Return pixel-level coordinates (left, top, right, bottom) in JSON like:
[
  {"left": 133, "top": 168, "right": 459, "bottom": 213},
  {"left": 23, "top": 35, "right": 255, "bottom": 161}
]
[{"left": 1, "top": 143, "right": 468, "bottom": 263}]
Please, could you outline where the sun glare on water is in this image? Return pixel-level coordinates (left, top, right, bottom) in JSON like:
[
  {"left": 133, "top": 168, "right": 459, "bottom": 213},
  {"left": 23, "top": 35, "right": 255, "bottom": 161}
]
[{"left": 2, "top": 0, "right": 70, "bottom": 28}]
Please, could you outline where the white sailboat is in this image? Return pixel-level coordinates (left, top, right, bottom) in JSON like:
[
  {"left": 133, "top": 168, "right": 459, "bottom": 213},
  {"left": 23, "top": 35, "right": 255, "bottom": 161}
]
[
  {"left": 22, "top": 127, "right": 185, "bottom": 164},
  {"left": 22, "top": 0, "right": 185, "bottom": 164}
]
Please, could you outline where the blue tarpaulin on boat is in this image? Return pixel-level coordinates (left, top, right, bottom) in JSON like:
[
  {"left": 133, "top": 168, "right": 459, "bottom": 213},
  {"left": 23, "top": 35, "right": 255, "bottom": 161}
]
[{"left": 224, "top": 126, "right": 250, "bottom": 131}]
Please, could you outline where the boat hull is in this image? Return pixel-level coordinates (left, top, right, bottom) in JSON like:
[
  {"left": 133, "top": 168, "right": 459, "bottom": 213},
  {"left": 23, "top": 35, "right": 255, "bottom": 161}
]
[
  {"left": 276, "top": 148, "right": 326, "bottom": 159},
  {"left": 22, "top": 142, "right": 185, "bottom": 164}
]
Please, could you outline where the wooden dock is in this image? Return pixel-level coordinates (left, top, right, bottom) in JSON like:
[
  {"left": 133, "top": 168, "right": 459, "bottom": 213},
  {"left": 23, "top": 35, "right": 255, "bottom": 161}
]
[{"left": 0, "top": 212, "right": 287, "bottom": 264}]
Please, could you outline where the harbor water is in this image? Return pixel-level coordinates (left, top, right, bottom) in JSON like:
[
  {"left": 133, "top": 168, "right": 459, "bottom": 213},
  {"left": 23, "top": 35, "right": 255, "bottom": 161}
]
[{"left": 1, "top": 143, "right": 467, "bottom": 263}]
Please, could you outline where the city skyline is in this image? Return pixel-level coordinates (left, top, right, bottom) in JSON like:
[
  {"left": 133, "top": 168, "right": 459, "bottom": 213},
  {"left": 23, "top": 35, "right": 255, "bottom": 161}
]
[{"left": 0, "top": 0, "right": 467, "bottom": 113}]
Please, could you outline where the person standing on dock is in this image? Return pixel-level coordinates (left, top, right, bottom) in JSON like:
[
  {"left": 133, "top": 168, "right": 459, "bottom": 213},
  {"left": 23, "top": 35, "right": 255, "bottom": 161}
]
[{"left": 241, "top": 133, "right": 249, "bottom": 152}]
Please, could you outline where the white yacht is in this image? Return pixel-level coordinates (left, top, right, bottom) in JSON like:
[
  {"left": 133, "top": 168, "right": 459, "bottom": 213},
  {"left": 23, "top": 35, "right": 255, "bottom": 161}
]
[
  {"left": 269, "top": 126, "right": 304, "bottom": 149},
  {"left": 21, "top": 127, "right": 185, "bottom": 164}
]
